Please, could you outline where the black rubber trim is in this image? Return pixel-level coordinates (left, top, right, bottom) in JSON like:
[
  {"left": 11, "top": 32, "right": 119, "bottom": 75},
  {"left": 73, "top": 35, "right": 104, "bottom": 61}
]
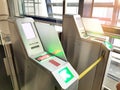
[{"left": 24, "top": 15, "right": 62, "bottom": 24}]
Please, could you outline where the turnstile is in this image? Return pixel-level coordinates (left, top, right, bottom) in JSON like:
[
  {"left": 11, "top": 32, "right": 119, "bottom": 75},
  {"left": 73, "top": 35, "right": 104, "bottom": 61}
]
[
  {"left": 61, "top": 15, "right": 112, "bottom": 90},
  {"left": 8, "top": 17, "right": 79, "bottom": 90}
]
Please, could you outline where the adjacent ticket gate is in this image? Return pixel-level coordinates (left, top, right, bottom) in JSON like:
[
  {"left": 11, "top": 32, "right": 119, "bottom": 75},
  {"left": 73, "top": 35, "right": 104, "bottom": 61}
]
[
  {"left": 61, "top": 15, "right": 112, "bottom": 90},
  {"left": 8, "top": 17, "right": 79, "bottom": 90}
]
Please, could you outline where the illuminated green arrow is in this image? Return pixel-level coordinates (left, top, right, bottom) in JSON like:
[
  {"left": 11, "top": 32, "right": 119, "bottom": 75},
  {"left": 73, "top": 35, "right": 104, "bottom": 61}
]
[{"left": 59, "top": 67, "right": 74, "bottom": 83}]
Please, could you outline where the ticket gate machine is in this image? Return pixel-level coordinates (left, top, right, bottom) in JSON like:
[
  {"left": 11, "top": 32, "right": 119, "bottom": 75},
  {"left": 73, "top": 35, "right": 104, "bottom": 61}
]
[
  {"left": 8, "top": 17, "right": 78, "bottom": 90},
  {"left": 61, "top": 15, "right": 112, "bottom": 90}
]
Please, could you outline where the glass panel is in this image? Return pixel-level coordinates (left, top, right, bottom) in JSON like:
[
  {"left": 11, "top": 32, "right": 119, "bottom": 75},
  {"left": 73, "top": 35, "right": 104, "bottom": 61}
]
[
  {"left": 25, "top": 7, "right": 35, "bottom": 15},
  {"left": 51, "top": 0, "right": 63, "bottom": 3},
  {"left": 52, "top": 6, "right": 78, "bottom": 15},
  {"left": 24, "top": 0, "right": 34, "bottom": 2},
  {"left": 66, "top": 7, "right": 78, "bottom": 14},
  {"left": 66, "top": 0, "right": 79, "bottom": 3},
  {"left": 52, "top": 6, "right": 63, "bottom": 15},
  {"left": 53, "top": 16, "right": 62, "bottom": 19},
  {"left": 23, "top": 0, "right": 79, "bottom": 20},
  {"left": 51, "top": 0, "right": 79, "bottom": 3},
  {"left": 35, "top": 0, "right": 40, "bottom": 2},
  {"left": 94, "top": 0, "right": 114, "bottom": 3},
  {"left": 51, "top": 0, "right": 79, "bottom": 19},
  {"left": 35, "top": 4, "right": 39, "bottom": 15},
  {"left": 24, "top": 0, "right": 48, "bottom": 17},
  {"left": 24, "top": 3, "right": 34, "bottom": 7},
  {"left": 92, "top": 7, "right": 113, "bottom": 18},
  {"left": 28, "top": 3, "right": 34, "bottom": 6}
]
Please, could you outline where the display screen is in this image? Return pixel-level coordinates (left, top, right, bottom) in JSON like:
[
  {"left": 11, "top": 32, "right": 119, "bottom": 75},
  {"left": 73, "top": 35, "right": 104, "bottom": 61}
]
[
  {"left": 58, "top": 67, "right": 74, "bottom": 83},
  {"left": 22, "top": 23, "right": 36, "bottom": 39}
]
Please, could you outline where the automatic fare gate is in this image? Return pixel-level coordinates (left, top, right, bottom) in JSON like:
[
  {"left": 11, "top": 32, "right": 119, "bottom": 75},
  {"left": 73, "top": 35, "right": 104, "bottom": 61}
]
[
  {"left": 61, "top": 15, "right": 113, "bottom": 90},
  {"left": 8, "top": 17, "right": 79, "bottom": 90}
]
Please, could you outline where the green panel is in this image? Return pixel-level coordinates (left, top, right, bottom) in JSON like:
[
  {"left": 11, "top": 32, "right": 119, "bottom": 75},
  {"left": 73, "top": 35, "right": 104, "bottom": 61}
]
[
  {"left": 104, "top": 41, "right": 113, "bottom": 49},
  {"left": 58, "top": 67, "right": 74, "bottom": 83}
]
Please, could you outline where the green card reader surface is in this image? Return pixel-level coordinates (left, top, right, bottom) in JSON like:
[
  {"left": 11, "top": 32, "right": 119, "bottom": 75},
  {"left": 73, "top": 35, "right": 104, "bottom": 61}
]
[{"left": 52, "top": 63, "right": 78, "bottom": 89}]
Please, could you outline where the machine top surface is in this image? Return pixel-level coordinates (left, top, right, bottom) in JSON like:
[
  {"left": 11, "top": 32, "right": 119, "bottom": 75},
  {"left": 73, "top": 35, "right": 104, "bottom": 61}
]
[
  {"left": 63, "top": 15, "right": 112, "bottom": 50},
  {"left": 74, "top": 15, "right": 105, "bottom": 38},
  {"left": 82, "top": 17, "right": 104, "bottom": 35}
]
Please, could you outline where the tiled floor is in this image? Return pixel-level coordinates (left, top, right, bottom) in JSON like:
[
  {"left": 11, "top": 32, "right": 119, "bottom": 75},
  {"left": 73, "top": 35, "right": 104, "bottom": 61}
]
[{"left": 0, "top": 58, "right": 13, "bottom": 90}]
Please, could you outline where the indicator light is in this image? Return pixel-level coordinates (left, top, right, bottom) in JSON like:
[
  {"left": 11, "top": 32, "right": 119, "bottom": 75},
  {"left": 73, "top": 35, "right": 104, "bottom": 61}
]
[{"left": 53, "top": 50, "right": 61, "bottom": 55}]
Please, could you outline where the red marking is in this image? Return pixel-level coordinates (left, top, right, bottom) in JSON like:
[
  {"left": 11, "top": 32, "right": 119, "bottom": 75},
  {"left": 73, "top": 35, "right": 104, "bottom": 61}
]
[
  {"left": 49, "top": 60, "right": 60, "bottom": 66},
  {"left": 36, "top": 54, "right": 50, "bottom": 61}
]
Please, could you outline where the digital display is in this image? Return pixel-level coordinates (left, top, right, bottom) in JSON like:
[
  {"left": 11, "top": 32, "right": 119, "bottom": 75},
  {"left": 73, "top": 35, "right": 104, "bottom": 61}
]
[
  {"left": 22, "top": 23, "right": 36, "bottom": 39},
  {"left": 58, "top": 67, "right": 74, "bottom": 83}
]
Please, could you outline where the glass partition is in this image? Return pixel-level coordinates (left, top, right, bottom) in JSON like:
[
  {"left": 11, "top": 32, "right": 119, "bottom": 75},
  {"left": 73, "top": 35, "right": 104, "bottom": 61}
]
[{"left": 22, "top": 0, "right": 79, "bottom": 20}]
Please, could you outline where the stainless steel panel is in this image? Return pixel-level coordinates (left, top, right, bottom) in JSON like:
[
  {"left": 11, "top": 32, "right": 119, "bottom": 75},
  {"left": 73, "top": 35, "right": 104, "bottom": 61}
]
[
  {"left": 22, "top": 59, "right": 56, "bottom": 90},
  {"left": 9, "top": 21, "right": 27, "bottom": 88},
  {"left": 92, "top": 44, "right": 110, "bottom": 90},
  {"left": 75, "top": 39, "right": 101, "bottom": 90}
]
